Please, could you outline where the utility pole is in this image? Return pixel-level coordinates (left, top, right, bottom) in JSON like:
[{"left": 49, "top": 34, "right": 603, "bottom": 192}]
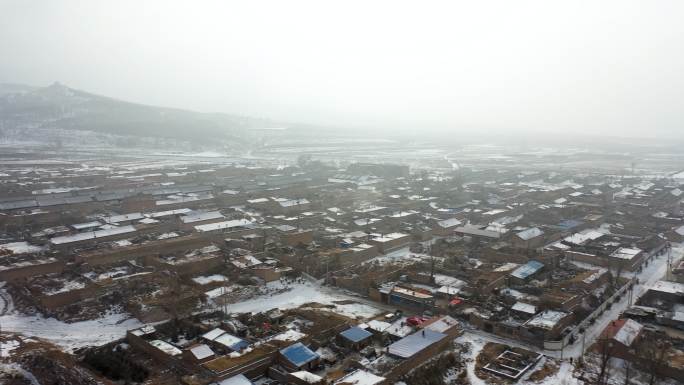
[{"left": 667, "top": 244, "right": 673, "bottom": 281}]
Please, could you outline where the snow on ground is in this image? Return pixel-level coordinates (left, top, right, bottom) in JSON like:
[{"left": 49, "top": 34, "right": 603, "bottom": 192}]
[
  {"left": 457, "top": 333, "right": 582, "bottom": 385},
  {"left": 455, "top": 334, "right": 488, "bottom": 385},
  {"left": 361, "top": 247, "right": 432, "bottom": 266},
  {"left": 192, "top": 274, "right": 228, "bottom": 285},
  {"left": 0, "top": 284, "right": 142, "bottom": 352},
  {"left": 519, "top": 357, "right": 581, "bottom": 385},
  {"left": 0, "top": 241, "right": 44, "bottom": 255},
  {"left": 222, "top": 280, "right": 382, "bottom": 319},
  {"left": 0, "top": 339, "right": 20, "bottom": 357}
]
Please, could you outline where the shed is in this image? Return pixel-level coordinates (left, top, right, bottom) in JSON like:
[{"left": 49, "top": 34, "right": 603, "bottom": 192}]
[
  {"left": 338, "top": 326, "right": 373, "bottom": 349},
  {"left": 387, "top": 329, "right": 447, "bottom": 358},
  {"left": 279, "top": 342, "right": 320, "bottom": 371}
]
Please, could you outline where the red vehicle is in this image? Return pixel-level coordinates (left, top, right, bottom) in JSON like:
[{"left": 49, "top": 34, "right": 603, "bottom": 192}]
[{"left": 407, "top": 316, "right": 429, "bottom": 326}]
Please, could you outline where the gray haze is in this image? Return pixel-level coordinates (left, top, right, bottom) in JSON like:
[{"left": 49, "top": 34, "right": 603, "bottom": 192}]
[{"left": 1, "top": 0, "right": 683, "bottom": 137}]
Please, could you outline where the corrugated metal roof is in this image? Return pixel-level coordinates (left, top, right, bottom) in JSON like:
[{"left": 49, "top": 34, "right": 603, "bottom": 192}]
[
  {"left": 510, "top": 260, "right": 544, "bottom": 280},
  {"left": 387, "top": 329, "right": 446, "bottom": 358}
]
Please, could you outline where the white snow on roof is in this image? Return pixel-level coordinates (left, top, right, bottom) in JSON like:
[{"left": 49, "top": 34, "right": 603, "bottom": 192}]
[
  {"left": 190, "top": 344, "right": 215, "bottom": 360},
  {"left": 372, "top": 232, "right": 408, "bottom": 242},
  {"left": 214, "top": 333, "right": 244, "bottom": 349},
  {"left": 267, "top": 329, "right": 306, "bottom": 342},
  {"left": 221, "top": 281, "right": 381, "bottom": 319},
  {"left": 355, "top": 205, "right": 386, "bottom": 213},
  {"left": 365, "top": 320, "right": 391, "bottom": 333},
  {"left": 424, "top": 316, "right": 458, "bottom": 333},
  {"left": 493, "top": 262, "right": 519, "bottom": 272},
  {"left": 218, "top": 374, "right": 252, "bottom": 385},
  {"left": 651, "top": 280, "right": 684, "bottom": 295},
  {"left": 194, "top": 219, "right": 253, "bottom": 232},
  {"left": 675, "top": 225, "right": 684, "bottom": 236},
  {"left": 149, "top": 340, "right": 182, "bottom": 356},
  {"left": 387, "top": 329, "right": 446, "bottom": 358},
  {"left": 547, "top": 241, "right": 571, "bottom": 250},
  {"left": 202, "top": 328, "right": 226, "bottom": 341},
  {"left": 334, "top": 369, "right": 385, "bottom": 385},
  {"left": 516, "top": 227, "right": 544, "bottom": 241},
  {"left": 103, "top": 213, "right": 144, "bottom": 223},
  {"left": 279, "top": 198, "right": 310, "bottom": 207},
  {"left": 0, "top": 241, "right": 44, "bottom": 255},
  {"left": 71, "top": 221, "right": 102, "bottom": 230},
  {"left": 511, "top": 302, "right": 537, "bottom": 314},
  {"left": 192, "top": 274, "right": 228, "bottom": 285},
  {"left": 610, "top": 247, "right": 642, "bottom": 260},
  {"left": 247, "top": 197, "right": 269, "bottom": 204},
  {"left": 354, "top": 218, "right": 381, "bottom": 226},
  {"left": 437, "top": 218, "right": 462, "bottom": 228},
  {"left": 433, "top": 274, "right": 466, "bottom": 288},
  {"left": 50, "top": 225, "right": 136, "bottom": 245},
  {"left": 483, "top": 209, "right": 507, "bottom": 216},
  {"left": 613, "top": 319, "right": 643, "bottom": 347},
  {"left": 563, "top": 229, "right": 604, "bottom": 245},
  {"left": 180, "top": 211, "right": 224, "bottom": 223},
  {"left": 147, "top": 208, "right": 192, "bottom": 218},
  {"left": 437, "top": 286, "right": 461, "bottom": 295}
]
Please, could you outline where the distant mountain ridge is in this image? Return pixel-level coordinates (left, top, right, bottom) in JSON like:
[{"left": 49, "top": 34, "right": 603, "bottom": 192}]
[{"left": 0, "top": 82, "right": 280, "bottom": 145}]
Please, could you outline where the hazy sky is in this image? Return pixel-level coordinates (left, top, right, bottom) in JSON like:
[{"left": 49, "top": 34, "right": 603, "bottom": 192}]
[{"left": 1, "top": 0, "right": 683, "bottom": 136}]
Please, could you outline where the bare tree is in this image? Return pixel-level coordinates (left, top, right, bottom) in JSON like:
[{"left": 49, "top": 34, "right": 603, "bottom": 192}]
[
  {"left": 595, "top": 336, "right": 616, "bottom": 385},
  {"left": 641, "top": 336, "right": 671, "bottom": 385},
  {"left": 623, "top": 359, "right": 632, "bottom": 385}
]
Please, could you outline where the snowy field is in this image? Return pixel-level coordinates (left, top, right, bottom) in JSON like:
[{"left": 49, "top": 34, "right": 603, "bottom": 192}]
[
  {"left": 222, "top": 280, "right": 383, "bottom": 320},
  {"left": 0, "top": 282, "right": 142, "bottom": 353}
]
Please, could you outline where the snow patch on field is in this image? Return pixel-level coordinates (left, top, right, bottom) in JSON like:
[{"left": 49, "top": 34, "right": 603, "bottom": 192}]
[
  {"left": 223, "top": 281, "right": 382, "bottom": 319},
  {"left": 0, "top": 309, "right": 141, "bottom": 353},
  {"left": 0, "top": 363, "right": 41, "bottom": 385},
  {"left": 0, "top": 242, "right": 44, "bottom": 255}
]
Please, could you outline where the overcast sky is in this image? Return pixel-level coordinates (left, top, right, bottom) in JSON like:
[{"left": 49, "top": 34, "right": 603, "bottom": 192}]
[{"left": 1, "top": 0, "right": 683, "bottom": 137}]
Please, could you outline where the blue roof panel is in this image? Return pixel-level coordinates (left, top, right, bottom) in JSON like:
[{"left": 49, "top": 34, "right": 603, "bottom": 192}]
[
  {"left": 280, "top": 342, "right": 319, "bottom": 367},
  {"left": 511, "top": 260, "right": 544, "bottom": 280},
  {"left": 340, "top": 326, "right": 373, "bottom": 343}
]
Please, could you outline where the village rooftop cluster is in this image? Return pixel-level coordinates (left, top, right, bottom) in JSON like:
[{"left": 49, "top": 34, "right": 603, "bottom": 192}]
[{"left": 1, "top": 153, "right": 684, "bottom": 385}]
